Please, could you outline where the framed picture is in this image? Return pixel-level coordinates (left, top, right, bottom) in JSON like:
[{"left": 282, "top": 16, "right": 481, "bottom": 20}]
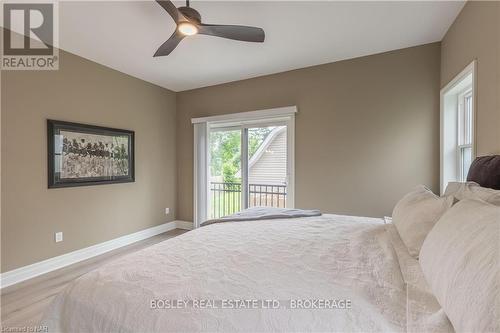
[{"left": 47, "top": 120, "right": 135, "bottom": 188}]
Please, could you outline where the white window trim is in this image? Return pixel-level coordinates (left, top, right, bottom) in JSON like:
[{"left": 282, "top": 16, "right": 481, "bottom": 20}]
[
  {"left": 440, "top": 60, "right": 477, "bottom": 193},
  {"left": 192, "top": 106, "right": 297, "bottom": 228},
  {"left": 193, "top": 122, "right": 208, "bottom": 228},
  {"left": 191, "top": 106, "right": 297, "bottom": 124}
]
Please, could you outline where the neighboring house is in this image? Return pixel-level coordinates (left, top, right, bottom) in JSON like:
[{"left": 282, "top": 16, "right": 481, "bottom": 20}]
[{"left": 237, "top": 126, "right": 287, "bottom": 186}]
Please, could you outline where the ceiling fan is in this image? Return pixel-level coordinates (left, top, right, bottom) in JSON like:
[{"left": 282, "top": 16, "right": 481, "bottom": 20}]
[{"left": 153, "top": 0, "right": 265, "bottom": 57}]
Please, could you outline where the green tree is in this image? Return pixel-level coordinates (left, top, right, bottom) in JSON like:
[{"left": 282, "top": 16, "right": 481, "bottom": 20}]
[
  {"left": 209, "top": 127, "right": 276, "bottom": 183},
  {"left": 248, "top": 127, "right": 273, "bottom": 158}
]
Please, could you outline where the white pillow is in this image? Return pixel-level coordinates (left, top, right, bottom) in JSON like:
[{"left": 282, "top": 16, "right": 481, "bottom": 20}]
[
  {"left": 419, "top": 199, "right": 499, "bottom": 333},
  {"left": 444, "top": 181, "right": 500, "bottom": 205},
  {"left": 392, "top": 185, "right": 453, "bottom": 258}
]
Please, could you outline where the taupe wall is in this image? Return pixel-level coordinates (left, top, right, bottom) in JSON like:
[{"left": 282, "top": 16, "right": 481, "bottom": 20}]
[
  {"left": 177, "top": 43, "right": 442, "bottom": 221},
  {"left": 441, "top": 1, "right": 500, "bottom": 155},
  {"left": 1, "top": 47, "right": 177, "bottom": 272}
]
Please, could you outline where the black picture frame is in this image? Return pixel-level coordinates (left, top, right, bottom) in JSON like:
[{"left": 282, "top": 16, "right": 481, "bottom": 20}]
[{"left": 47, "top": 120, "right": 135, "bottom": 188}]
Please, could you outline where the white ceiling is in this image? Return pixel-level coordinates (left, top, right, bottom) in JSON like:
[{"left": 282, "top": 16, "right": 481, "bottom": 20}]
[{"left": 56, "top": 1, "right": 465, "bottom": 91}]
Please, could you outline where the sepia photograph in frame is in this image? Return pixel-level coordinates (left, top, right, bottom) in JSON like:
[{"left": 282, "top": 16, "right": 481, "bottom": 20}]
[{"left": 47, "top": 120, "right": 135, "bottom": 188}]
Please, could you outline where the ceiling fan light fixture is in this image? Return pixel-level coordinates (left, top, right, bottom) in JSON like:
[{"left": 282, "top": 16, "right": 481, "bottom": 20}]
[{"left": 178, "top": 21, "right": 198, "bottom": 36}]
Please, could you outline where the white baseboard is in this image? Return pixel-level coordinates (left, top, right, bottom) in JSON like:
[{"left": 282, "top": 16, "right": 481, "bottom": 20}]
[
  {"left": 0, "top": 220, "right": 193, "bottom": 289},
  {"left": 175, "top": 220, "right": 193, "bottom": 230}
]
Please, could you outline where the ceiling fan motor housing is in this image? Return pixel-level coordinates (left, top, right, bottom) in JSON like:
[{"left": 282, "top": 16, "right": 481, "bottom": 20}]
[{"left": 178, "top": 6, "right": 201, "bottom": 24}]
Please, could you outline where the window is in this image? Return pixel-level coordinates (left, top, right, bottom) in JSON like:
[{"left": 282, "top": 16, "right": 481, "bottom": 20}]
[
  {"left": 457, "top": 90, "right": 473, "bottom": 181},
  {"left": 440, "top": 61, "right": 476, "bottom": 193}
]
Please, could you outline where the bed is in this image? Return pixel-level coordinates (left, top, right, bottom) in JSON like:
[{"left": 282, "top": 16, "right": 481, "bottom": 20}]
[{"left": 41, "top": 213, "right": 452, "bottom": 332}]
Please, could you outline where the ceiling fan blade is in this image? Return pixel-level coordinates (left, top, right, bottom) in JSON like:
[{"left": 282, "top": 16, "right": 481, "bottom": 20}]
[
  {"left": 154, "top": 31, "right": 184, "bottom": 57},
  {"left": 155, "top": 0, "right": 185, "bottom": 22},
  {"left": 198, "top": 24, "right": 265, "bottom": 42}
]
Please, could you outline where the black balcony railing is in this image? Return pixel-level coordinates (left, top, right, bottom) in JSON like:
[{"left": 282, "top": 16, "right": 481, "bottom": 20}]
[
  {"left": 210, "top": 182, "right": 242, "bottom": 219},
  {"left": 210, "top": 182, "right": 287, "bottom": 218},
  {"left": 249, "top": 183, "right": 287, "bottom": 208}
]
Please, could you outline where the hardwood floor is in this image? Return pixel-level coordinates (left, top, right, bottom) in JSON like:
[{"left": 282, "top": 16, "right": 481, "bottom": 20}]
[{"left": 0, "top": 228, "right": 187, "bottom": 329}]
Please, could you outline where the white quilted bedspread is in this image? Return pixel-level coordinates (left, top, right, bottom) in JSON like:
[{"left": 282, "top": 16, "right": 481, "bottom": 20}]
[{"left": 41, "top": 214, "right": 424, "bottom": 332}]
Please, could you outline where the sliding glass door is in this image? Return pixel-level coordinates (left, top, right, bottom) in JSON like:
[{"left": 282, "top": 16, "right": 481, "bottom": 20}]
[
  {"left": 192, "top": 107, "right": 296, "bottom": 227},
  {"left": 208, "top": 123, "right": 291, "bottom": 219}
]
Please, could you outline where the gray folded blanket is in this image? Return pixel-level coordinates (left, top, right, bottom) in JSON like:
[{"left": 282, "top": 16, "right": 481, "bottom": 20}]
[{"left": 201, "top": 207, "right": 322, "bottom": 226}]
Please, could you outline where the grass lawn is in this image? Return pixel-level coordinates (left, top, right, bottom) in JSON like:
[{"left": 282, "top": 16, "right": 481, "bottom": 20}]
[{"left": 210, "top": 191, "right": 242, "bottom": 218}]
